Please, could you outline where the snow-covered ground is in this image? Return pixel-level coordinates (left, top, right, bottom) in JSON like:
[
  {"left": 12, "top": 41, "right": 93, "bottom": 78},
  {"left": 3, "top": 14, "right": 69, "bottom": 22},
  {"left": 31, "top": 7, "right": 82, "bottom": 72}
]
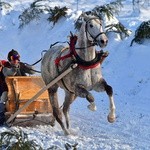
[{"left": 0, "top": 0, "right": 150, "bottom": 149}]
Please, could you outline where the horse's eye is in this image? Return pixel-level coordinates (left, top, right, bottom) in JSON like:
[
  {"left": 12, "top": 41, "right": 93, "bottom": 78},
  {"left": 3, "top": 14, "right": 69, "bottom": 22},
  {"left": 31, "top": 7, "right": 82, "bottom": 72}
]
[{"left": 90, "top": 24, "right": 93, "bottom": 28}]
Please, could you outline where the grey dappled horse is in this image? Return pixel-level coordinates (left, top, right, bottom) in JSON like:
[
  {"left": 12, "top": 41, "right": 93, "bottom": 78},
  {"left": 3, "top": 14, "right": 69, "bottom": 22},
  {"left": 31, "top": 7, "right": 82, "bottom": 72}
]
[{"left": 41, "top": 13, "right": 116, "bottom": 135}]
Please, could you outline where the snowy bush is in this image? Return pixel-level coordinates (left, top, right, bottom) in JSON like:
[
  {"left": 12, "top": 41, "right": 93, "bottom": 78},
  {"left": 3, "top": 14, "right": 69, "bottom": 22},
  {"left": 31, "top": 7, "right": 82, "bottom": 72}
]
[
  {"left": 0, "top": 1, "right": 11, "bottom": 10},
  {"left": 19, "top": 0, "right": 68, "bottom": 28},
  {"left": 0, "top": 129, "right": 42, "bottom": 150},
  {"left": 130, "top": 20, "right": 150, "bottom": 46},
  {"left": 75, "top": 1, "right": 123, "bottom": 30},
  {"left": 47, "top": 6, "right": 68, "bottom": 25},
  {"left": 105, "top": 22, "right": 131, "bottom": 40},
  {"left": 0, "top": 1, "right": 12, "bottom": 15},
  {"left": 0, "top": 128, "right": 79, "bottom": 150},
  {"left": 19, "top": 0, "right": 51, "bottom": 28},
  {"left": 92, "top": 0, "right": 123, "bottom": 19},
  {"left": 75, "top": 0, "right": 131, "bottom": 40}
]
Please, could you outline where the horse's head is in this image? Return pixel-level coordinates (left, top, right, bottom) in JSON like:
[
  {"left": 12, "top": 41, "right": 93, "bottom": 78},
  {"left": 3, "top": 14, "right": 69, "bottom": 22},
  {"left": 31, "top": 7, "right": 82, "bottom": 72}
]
[{"left": 81, "top": 13, "right": 108, "bottom": 48}]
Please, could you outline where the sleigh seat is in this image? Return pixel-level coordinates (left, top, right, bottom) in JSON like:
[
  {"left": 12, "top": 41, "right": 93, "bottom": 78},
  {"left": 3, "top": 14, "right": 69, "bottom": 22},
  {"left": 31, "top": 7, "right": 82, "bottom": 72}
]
[{"left": 5, "top": 76, "right": 53, "bottom": 126}]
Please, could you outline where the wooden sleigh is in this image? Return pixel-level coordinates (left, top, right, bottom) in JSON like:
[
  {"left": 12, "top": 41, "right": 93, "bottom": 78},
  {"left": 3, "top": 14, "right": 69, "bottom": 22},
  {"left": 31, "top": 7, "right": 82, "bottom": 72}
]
[
  {"left": 4, "top": 64, "right": 77, "bottom": 126},
  {"left": 5, "top": 76, "right": 53, "bottom": 126}
]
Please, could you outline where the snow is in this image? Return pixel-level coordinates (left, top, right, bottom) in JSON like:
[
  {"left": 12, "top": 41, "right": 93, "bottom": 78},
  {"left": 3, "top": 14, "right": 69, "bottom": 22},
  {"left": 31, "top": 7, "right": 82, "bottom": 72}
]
[{"left": 0, "top": 0, "right": 150, "bottom": 149}]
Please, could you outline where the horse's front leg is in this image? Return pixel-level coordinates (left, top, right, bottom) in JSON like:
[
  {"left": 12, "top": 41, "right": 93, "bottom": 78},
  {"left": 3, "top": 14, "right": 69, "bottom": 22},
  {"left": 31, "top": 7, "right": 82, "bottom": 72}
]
[
  {"left": 95, "top": 78, "right": 116, "bottom": 123},
  {"left": 75, "top": 84, "right": 97, "bottom": 111},
  {"left": 63, "top": 92, "right": 76, "bottom": 129}
]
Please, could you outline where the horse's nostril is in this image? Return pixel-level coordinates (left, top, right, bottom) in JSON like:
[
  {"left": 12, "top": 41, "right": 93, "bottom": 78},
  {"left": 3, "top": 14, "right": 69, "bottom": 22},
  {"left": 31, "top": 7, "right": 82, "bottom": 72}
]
[
  {"left": 101, "top": 40, "right": 104, "bottom": 44},
  {"left": 101, "top": 39, "right": 108, "bottom": 45}
]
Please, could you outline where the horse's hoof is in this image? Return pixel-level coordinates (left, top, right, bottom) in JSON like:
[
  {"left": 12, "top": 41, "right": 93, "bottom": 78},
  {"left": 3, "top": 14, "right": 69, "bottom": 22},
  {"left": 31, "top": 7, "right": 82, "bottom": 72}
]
[
  {"left": 50, "top": 121, "right": 55, "bottom": 127},
  {"left": 50, "top": 117, "right": 55, "bottom": 127},
  {"left": 86, "top": 93, "right": 94, "bottom": 102},
  {"left": 87, "top": 102, "right": 97, "bottom": 111},
  {"left": 64, "top": 129, "right": 70, "bottom": 136},
  {"left": 107, "top": 115, "right": 116, "bottom": 123}
]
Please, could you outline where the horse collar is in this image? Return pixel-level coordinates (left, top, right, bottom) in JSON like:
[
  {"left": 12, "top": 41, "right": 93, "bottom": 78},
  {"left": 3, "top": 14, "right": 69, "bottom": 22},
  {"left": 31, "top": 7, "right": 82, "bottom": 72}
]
[
  {"left": 72, "top": 50, "right": 104, "bottom": 69},
  {"left": 70, "top": 35, "right": 104, "bottom": 69}
]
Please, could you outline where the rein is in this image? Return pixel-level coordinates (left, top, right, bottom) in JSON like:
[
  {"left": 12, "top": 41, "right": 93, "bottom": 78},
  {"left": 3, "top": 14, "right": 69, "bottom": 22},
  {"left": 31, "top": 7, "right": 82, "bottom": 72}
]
[{"left": 24, "top": 50, "right": 48, "bottom": 73}]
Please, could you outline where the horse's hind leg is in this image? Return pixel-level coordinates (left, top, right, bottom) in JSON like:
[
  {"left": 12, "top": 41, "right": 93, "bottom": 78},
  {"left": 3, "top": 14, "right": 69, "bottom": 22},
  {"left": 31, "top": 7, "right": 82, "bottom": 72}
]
[
  {"left": 75, "top": 84, "right": 97, "bottom": 111},
  {"left": 63, "top": 92, "right": 76, "bottom": 129},
  {"left": 95, "top": 78, "right": 116, "bottom": 123},
  {"left": 48, "top": 85, "right": 69, "bottom": 135}
]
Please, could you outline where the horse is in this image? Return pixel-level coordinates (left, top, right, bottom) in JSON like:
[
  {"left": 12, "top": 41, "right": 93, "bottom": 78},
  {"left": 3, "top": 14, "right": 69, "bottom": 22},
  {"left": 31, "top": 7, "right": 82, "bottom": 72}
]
[{"left": 41, "top": 13, "right": 116, "bottom": 135}]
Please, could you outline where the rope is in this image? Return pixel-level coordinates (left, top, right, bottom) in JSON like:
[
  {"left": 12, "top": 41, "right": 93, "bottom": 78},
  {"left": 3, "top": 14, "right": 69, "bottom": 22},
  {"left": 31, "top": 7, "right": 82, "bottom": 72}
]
[
  {"left": 23, "top": 63, "right": 41, "bottom": 73},
  {"left": 50, "top": 41, "right": 68, "bottom": 48},
  {"left": 29, "top": 50, "right": 48, "bottom": 66},
  {"left": 30, "top": 58, "right": 42, "bottom": 66},
  {"left": 23, "top": 50, "right": 48, "bottom": 73},
  {"left": 24, "top": 44, "right": 68, "bottom": 73},
  {"left": 28, "top": 68, "right": 41, "bottom": 73}
]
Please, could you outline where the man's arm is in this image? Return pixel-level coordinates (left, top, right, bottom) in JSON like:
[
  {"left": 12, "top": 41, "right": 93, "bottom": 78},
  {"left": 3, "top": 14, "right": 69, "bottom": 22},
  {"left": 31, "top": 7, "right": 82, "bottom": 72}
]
[
  {"left": 2, "top": 67, "right": 18, "bottom": 76},
  {"left": 20, "top": 62, "right": 35, "bottom": 75}
]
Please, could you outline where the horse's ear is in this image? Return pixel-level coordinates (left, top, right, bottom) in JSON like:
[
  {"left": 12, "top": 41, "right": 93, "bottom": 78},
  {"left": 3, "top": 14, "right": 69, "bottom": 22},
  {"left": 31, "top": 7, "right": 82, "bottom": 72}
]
[{"left": 80, "top": 12, "right": 89, "bottom": 21}]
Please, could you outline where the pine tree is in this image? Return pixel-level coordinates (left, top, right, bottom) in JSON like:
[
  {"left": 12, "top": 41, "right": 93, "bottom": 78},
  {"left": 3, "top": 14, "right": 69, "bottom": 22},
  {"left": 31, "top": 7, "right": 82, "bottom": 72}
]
[{"left": 130, "top": 20, "right": 150, "bottom": 46}]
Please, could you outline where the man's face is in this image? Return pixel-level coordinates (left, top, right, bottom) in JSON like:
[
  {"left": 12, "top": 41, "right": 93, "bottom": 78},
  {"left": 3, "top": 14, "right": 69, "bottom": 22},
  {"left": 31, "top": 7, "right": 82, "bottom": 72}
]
[
  {"left": 0, "top": 62, "right": 2, "bottom": 71},
  {"left": 10, "top": 54, "right": 20, "bottom": 65},
  {"left": 10, "top": 59, "right": 19, "bottom": 65}
]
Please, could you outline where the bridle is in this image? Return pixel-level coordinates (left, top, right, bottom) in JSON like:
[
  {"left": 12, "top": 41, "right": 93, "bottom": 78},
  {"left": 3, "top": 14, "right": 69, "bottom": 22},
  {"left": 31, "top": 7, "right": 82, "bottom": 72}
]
[
  {"left": 85, "top": 17, "right": 106, "bottom": 46},
  {"left": 54, "top": 17, "right": 107, "bottom": 68}
]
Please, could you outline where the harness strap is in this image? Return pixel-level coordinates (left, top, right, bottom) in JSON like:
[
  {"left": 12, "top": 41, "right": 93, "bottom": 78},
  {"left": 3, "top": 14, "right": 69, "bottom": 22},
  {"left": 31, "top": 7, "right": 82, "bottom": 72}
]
[
  {"left": 56, "top": 49, "right": 75, "bottom": 93},
  {"left": 93, "top": 32, "right": 106, "bottom": 42},
  {"left": 55, "top": 53, "right": 72, "bottom": 65}
]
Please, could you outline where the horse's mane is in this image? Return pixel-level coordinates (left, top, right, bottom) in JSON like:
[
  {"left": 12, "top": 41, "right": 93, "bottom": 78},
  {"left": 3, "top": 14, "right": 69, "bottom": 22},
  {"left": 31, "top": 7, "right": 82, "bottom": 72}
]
[{"left": 77, "top": 21, "right": 86, "bottom": 48}]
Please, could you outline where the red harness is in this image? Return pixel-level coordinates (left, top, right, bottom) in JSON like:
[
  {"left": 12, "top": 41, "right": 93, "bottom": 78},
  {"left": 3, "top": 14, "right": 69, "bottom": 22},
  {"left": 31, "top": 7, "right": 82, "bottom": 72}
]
[
  {"left": 55, "top": 35, "right": 106, "bottom": 69},
  {"left": 55, "top": 35, "right": 77, "bottom": 66}
]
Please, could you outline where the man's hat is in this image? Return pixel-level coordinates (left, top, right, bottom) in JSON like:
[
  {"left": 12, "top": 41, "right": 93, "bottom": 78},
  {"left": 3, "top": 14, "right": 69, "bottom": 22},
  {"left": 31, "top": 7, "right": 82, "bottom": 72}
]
[{"left": 7, "top": 49, "right": 20, "bottom": 61}]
